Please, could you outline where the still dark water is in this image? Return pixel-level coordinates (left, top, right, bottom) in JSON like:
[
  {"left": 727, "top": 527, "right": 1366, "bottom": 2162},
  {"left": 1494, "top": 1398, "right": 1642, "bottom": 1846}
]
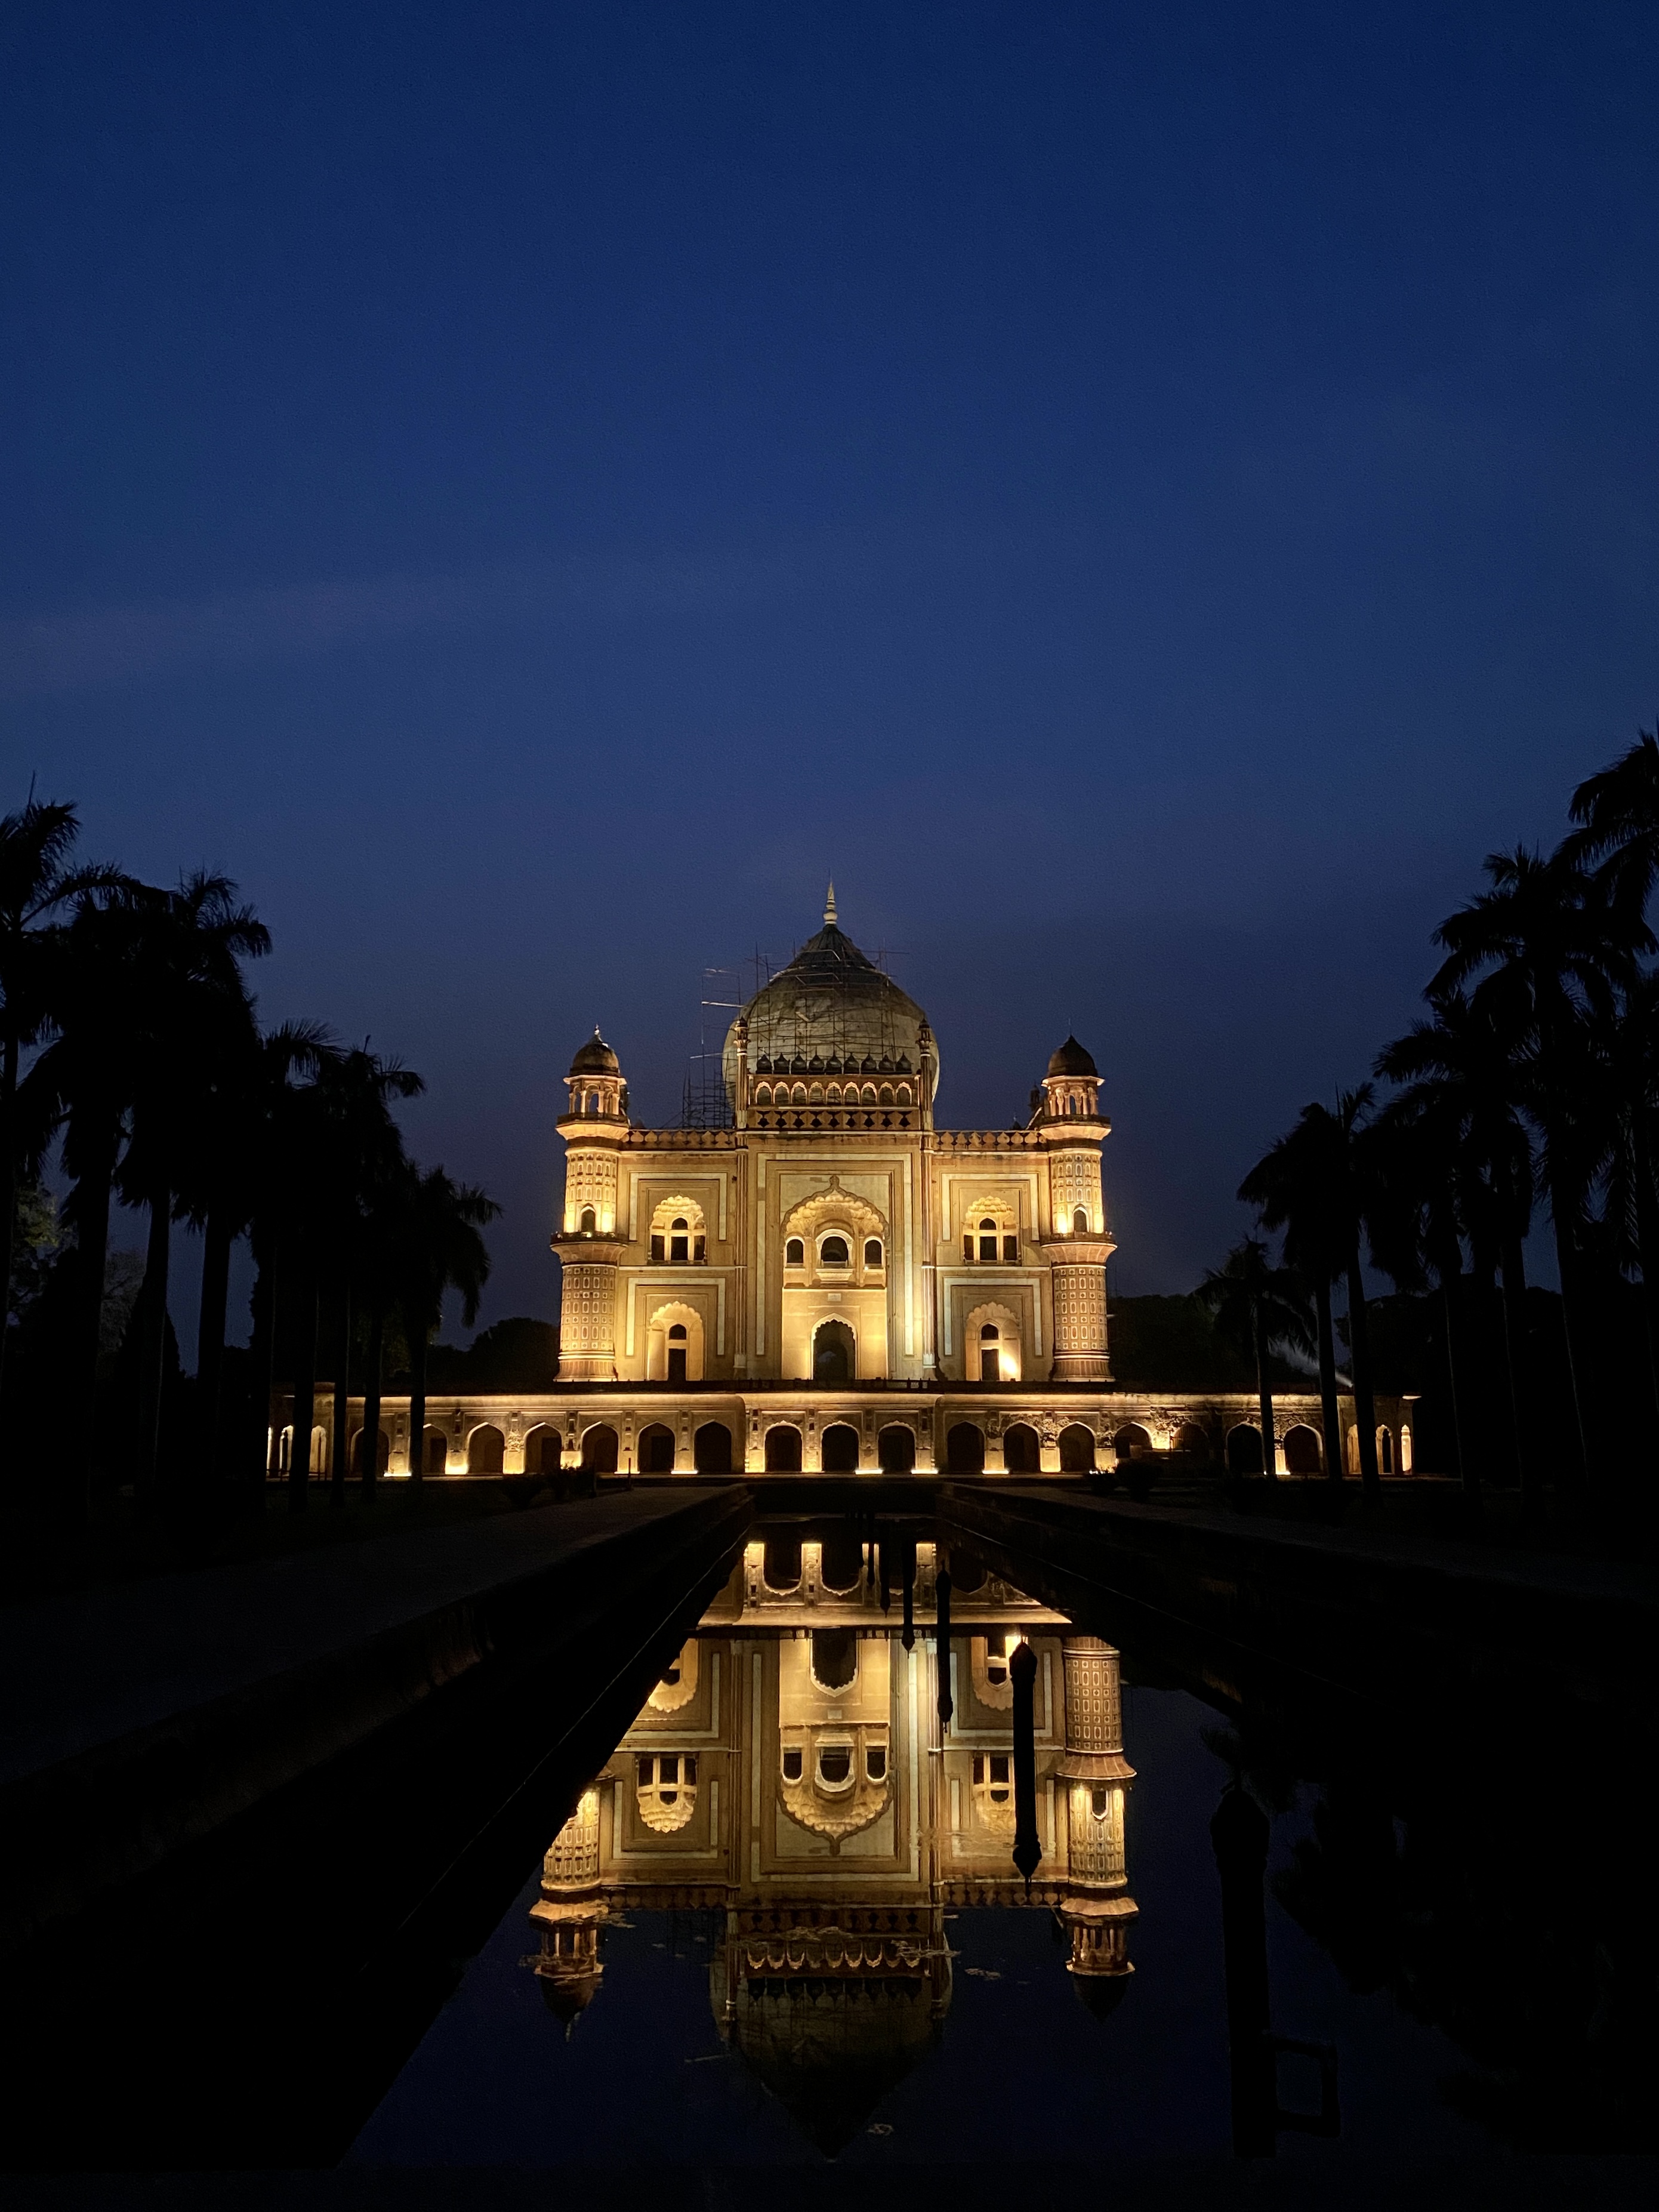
[{"left": 349, "top": 1681, "right": 1498, "bottom": 2169}]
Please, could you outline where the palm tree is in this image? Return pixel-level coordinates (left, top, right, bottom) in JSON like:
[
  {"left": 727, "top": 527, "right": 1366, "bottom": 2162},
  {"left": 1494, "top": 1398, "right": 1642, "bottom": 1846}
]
[
  {"left": 1238, "top": 1107, "right": 1351, "bottom": 1484},
  {"left": 298, "top": 1046, "right": 422, "bottom": 1509},
  {"left": 235, "top": 1023, "right": 338, "bottom": 1506},
  {"left": 1430, "top": 844, "right": 1649, "bottom": 1487},
  {"left": 1377, "top": 987, "right": 1538, "bottom": 1504},
  {"left": 118, "top": 874, "right": 269, "bottom": 1499},
  {"left": 1363, "top": 1093, "right": 1484, "bottom": 1505},
  {"left": 29, "top": 890, "right": 159, "bottom": 1506},
  {"left": 1565, "top": 725, "right": 1659, "bottom": 925},
  {"left": 1197, "top": 1238, "right": 1313, "bottom": 1480},
  {"left": 394, "top": 1166, "right": 499, "bottom": 1486},
  {"left": 1587, "top": 968, "right": 1659, "bottom": 1439},
  {"left": 0, "top": 798, "right": 123, "bottom": 1484}
]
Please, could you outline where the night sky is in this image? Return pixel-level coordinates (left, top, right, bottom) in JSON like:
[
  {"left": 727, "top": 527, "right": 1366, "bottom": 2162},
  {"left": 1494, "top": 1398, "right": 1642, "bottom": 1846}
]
[{"left": 5, "top": 3, "right": 1658, "bottom": 1338}]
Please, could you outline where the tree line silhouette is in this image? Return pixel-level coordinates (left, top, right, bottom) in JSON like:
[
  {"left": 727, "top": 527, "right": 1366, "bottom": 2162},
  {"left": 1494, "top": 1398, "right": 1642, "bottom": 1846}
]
[
  {"left": 0, "top": 799, "right": 498, "bottom": 1515},
  {"left": 1208, "top": 726, "right": 1659, "bottom": 1518}
]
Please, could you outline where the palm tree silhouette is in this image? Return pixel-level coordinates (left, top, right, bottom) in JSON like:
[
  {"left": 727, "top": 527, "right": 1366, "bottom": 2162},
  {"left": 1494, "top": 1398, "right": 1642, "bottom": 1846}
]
[
  {"left": 394, "top": 1166, "right": 499, "bottom": 1486},
  {"left": 1239, "top": 1105, "right": 1353, "bottom": 1485},
  {"left": 1197, "top": 1238, "right": 1313, "bottom": 1481},
  {"left": 118, "top": 873, "right": 269, "bottom": 1499},
  {"left": 1377, "top": 987, "right": 1537, "bottom": 1504},
  {"left": 0, "top": 798, "right": 125, "bottom": 1487},
  {"left": 1430, "top": 845, "right": 1648, "bottom": 1486}
]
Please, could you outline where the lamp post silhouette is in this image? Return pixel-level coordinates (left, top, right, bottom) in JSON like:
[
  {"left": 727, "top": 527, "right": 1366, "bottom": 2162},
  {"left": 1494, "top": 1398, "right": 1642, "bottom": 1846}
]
[
  {"left": 1210, "top": 1781, "right": 1339, "bottom": 2155},
  {"left": 935, "top": 1568, "right": 952, "bottom": 1728},
  {"left": 1010, "top": 1637, "right": 1041, "bottom": 1890}
]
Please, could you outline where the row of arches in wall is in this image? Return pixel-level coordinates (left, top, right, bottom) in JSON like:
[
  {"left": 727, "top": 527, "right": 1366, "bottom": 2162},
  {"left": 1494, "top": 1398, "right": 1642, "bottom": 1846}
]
[
  {"left": 784, "top": 1233, "right": 883, "bottom": 1270},
  {"left": 756, "top": 1079, "right": 914, "bottom": 1108},
  {"left": 279, "top": 1413, "right": 1410, "bottom": 1478}
]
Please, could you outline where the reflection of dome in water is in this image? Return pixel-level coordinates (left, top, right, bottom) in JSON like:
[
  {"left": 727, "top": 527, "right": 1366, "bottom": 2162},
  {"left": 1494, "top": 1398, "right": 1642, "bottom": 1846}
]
[
  {"left": 711, "top": 1919, "right": 949, "bottom": 2157},
  {"left": 723, "top": 902, "right": 936, "bottom": 1108},
  {"left": 1070, "top": 1968, "right": 1133, "bottom": 2022},
  {"left": 537, "top": 1964, "right": 602, "bottom": 2029}
]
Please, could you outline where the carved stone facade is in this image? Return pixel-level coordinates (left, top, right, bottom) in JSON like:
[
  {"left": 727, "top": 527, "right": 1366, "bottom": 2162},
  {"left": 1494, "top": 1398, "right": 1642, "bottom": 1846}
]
[
  {"left": 273, "top": 897, "right": 1417, "bottom": 1478},
  {"left": 529, "top": 1535, "right": 1139, "bottom": 2117}
]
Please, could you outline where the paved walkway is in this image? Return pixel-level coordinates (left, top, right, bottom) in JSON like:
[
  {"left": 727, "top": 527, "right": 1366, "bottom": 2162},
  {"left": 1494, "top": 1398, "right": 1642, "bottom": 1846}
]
[
  {"left": 0, "top": 1490, "right": 729, "bottom": 1787},
  {"left": 991, "top": 1482, "right": 1659, "bottom": 1607}
]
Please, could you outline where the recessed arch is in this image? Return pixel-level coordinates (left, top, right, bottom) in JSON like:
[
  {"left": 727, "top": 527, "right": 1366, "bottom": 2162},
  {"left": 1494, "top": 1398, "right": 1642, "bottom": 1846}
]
[
  {"left": 350, "top": 1425, "right": 390, "bottom": 1475},
  {"left": 646, "top": 1299, "right": 705, "bottom": 1382},
  {"left": 964, "top": 1299, "right": 1022, "bottom": 1382},
  {"left": 1284, "top": 1423, "right": 1322, "bottom": 1475},
  {"left": 647, "top": 1194, "right": 707, "bottom": 1266},
  {"left": 467, "top": 1422, "right": 505, "bottom": 1474},
  {"left": 1059, "top": 1422, "right": 1097, "bottom": 1472},
  {"left": 877, "top": 1422, "right": 917, "bottom": 1472},
  {"left": 813, "top": 1318, "right": 855, "bottom": 1384},
  {"left": 522, "top": 1423, "right": 559, "bottom": 1476},
  {"left": 1226, "top": 1424, "right": 1264, "bottom": 1475},
  {"left": 1003, "top": 1421, "right": 1041, "bottom": 1473},
  {"left": 820, "top": 1422, "right": 861, "bottom": 1472},
  {"left": 945, "top": 1421, "right": 986, "bottom": 1472},
  {"left": 693, "top": 1420, "right": 733, "bottom": 1473},
  {"left": 637, "top": 1421, "right": 676, "bottom": 1473},
  {"left": 579, "top": 1422, "right": 619, "bottom": 1474},
  {"left": 1112, "top": 1423, "right": 1152, "bottom": 1463},
  {"left": 1170, "top": 1422, "right": 1210, "bottom": 1461},
  {"left": 818, "top": 1529, "right": 864, "bottom": 1589},
  {"left": 764, "top": 1423, "right": 803, "bottom": 1472},
  {"left": 763, "top": 1531, "right": 802, "bottom": 1588}
]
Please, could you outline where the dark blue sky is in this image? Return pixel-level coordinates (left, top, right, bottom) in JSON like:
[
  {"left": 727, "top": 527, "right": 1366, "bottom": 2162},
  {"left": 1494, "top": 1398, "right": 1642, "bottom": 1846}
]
[{"left": 4, "top": 2, "right": 1657, "bottom": 1330}]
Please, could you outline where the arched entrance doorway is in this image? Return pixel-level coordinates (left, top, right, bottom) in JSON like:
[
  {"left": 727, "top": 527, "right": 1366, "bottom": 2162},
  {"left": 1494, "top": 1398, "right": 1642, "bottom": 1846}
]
[{"left": 813, "top": 1319, "right": 855, "bottom": 1384}]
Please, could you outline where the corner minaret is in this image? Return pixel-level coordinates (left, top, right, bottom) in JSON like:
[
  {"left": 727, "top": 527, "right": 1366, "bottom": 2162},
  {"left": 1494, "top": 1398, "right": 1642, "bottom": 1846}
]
[
  {"left": 552, "top": 1029, "right": 630, "bottom": 1380},
  {"left": 1036, "top": 1036, "right": 1115, "bottom": 1381}
]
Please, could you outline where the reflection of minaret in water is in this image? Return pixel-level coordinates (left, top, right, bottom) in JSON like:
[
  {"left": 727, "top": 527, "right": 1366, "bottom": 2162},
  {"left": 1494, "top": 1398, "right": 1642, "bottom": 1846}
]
[
  {"left": 1056, "top": 1635, "right": 1138, "bottom": 2014},
  {"left": 531, "top": 1786, "right": 607, "bottom": 2036}
]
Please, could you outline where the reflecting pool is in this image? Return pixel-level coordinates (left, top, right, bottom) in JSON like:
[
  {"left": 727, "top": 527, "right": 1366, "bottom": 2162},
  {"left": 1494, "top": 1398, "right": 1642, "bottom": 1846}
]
[{"left": 350, "top": 1514, "right": 1645, "bottom": 2168}]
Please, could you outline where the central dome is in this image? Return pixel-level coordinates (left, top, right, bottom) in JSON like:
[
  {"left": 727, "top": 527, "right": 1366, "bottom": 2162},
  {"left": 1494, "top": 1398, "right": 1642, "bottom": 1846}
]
[{"left": 723, "top": 905, "right": 935, "bottom": 1103}]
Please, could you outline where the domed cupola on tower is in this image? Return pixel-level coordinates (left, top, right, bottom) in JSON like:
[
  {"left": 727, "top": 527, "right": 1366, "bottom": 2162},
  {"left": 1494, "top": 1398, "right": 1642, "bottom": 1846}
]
[{"left": 726, "top": 885, "right": 937, "bottom": 1131}]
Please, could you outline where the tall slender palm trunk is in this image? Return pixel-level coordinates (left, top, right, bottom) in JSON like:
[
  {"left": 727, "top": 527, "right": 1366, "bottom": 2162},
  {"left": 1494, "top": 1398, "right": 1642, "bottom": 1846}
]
[
  {"left": 1549, "top": 1201, "right": 1596, "bottom": 1495},
  {"left": 0, "top": 1033, "right": 18, "bottom": 1492},
  {"left": 134, "top": 1181, "right": 172, "bottom": 1499},
  {"left": 1252, "top": 1295, "right": 1275, "bottom": 1480},
  {"left": 245, "top": 1237, "right": 277, "bottom": 1511},
  {"left": 69, "top": 1118, "right": 119, "bottom": 1514},
  {"left": 1345, "top": 1245, "right": 1380, "bottom": 1499},
  {"left": 288, "top": 1268, "right": 317, "bottom": 1513},
  {"left": 329, "top": 1280, "right": 351, "bottom": 1506},
  {"left": 195, "top": 1209, "right": 232, "bottom": 1496},
  {"left": 406, "top": 1314, "right": 428, "bottom": 1487},
  {"left": 1498, "top": 1235, "right": 1534, "bottom": 1505},
  {"left": 1440, "top": 1269, "right": 1476, "bottom": 1508},
  {"left": 360, "top": 1305, "right": 384, "bottom": 1502},
  {"left": 1313, "top": 1276, "right": 1342, "bottom": 1483},
  {"left": 1630, "top": 1117, "right": 1659, "bottom": 1458}
]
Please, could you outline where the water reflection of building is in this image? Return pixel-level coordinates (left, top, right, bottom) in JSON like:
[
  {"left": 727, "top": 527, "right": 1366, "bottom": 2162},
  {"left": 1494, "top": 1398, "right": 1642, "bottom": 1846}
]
[{"left": 530, "top": 1530, "right": 1137, "bottom": 2146}]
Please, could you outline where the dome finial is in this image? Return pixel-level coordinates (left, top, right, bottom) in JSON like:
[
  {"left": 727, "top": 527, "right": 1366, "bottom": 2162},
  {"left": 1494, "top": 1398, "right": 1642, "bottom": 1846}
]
[{"left": 824, "top": 879, "right": 837, "bottom": 926}]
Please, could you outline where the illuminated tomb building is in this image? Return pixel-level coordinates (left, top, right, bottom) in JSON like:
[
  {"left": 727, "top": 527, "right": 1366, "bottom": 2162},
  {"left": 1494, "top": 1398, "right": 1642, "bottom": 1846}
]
[
  {"left": 280, "top": 890, "right": 1414, "bottom": 1478},
  {"left": 530, "top": 1537, "right": 1137, "bottom": 2150}
]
